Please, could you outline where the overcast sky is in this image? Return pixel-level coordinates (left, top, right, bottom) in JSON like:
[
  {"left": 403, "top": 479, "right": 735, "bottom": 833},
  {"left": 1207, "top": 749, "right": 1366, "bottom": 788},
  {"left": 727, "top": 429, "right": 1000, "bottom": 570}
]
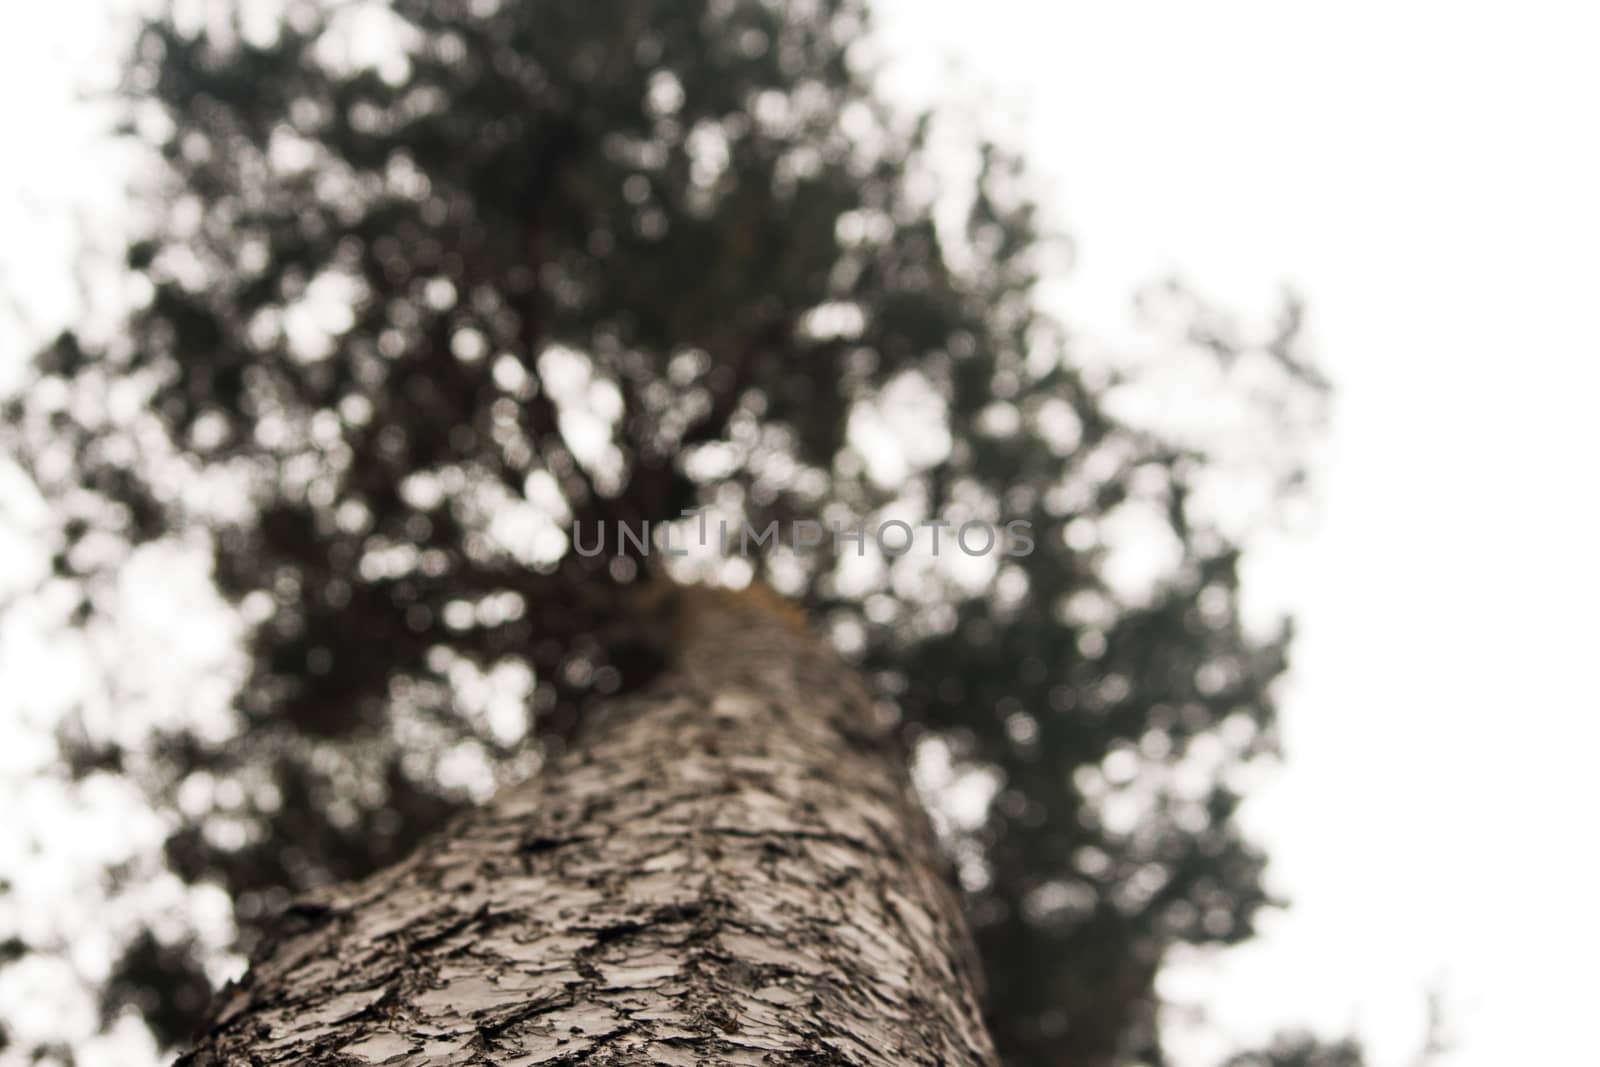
[
  {"left": 868, "top": 3, "right": 1600, "bottom": 1065},
  {"left": 5, "top": 3, "right": 1600, "bottom": 1067}
]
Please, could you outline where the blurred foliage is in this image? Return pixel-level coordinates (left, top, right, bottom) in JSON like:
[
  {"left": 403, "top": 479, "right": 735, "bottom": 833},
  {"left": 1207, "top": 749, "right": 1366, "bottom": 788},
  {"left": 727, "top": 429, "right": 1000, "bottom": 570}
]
[
  {"left": 0, "top": 0, "right": 1338, "bottom": 1065},
  {"left": 1219, "top": 1034, "right": 1367, "bottom": 1067}
]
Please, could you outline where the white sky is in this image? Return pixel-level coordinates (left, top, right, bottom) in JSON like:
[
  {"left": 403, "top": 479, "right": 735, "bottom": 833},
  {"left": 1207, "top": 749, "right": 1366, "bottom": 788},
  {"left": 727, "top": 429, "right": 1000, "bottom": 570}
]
[
  {"left": 871, "top": 2, "right": 1600, "bottom": 1065},
  {"left": 5, "top": 2, "right": 1600, "bottom": 1066}
]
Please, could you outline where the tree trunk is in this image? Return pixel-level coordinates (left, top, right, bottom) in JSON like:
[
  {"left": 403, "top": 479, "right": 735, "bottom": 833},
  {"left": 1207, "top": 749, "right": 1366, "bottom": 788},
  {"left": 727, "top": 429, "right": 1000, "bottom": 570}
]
[{"left": 179, "top": 584, "right": 999, "bottom": 1065}]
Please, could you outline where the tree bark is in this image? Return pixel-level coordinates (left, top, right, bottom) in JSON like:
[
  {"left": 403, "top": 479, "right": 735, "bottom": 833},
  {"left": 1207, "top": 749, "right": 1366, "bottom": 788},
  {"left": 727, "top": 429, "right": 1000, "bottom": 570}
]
[{"left": 180, "top": 584, "right": 999, "bottom": 1066}]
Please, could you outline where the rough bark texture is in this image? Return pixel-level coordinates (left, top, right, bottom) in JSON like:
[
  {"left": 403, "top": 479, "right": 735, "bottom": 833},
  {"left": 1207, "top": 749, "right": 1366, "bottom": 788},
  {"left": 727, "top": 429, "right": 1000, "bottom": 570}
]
[{"left": 180, "top": 584, "right": 999, "bottom": 1066}]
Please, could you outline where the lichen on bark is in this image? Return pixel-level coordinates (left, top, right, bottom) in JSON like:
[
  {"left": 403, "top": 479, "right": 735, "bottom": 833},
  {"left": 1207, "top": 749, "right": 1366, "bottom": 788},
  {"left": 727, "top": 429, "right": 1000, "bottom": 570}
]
[{"left": 179, "top": 585, "right": 998, "bottom": 1066}]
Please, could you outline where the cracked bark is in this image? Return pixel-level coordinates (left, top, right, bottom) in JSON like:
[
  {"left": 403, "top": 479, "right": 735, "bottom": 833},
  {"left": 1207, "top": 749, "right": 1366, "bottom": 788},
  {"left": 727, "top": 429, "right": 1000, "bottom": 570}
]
[{"left": 180, "top": 585, "right": 999, "bottom": 1066}]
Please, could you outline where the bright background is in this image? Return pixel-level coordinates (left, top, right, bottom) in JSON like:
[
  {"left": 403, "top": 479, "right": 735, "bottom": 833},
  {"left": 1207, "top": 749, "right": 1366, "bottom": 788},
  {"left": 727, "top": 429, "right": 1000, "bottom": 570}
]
[{"left": 5, "top": 3, "right": 1599, "bottom": 1065}]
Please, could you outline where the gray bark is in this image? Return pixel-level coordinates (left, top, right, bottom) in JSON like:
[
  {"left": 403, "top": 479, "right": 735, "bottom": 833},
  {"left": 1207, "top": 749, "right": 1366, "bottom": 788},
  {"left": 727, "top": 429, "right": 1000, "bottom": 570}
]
[{"left": 180, "top": 586, "right": 999, "bottom": 1066}]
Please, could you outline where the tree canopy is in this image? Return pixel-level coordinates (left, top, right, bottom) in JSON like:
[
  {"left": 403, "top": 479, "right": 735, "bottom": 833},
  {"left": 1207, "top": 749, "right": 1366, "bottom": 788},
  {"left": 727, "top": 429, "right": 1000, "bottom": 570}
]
[{"left": 0, "top": 1, "right": 1337, "bottom": 1064}]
